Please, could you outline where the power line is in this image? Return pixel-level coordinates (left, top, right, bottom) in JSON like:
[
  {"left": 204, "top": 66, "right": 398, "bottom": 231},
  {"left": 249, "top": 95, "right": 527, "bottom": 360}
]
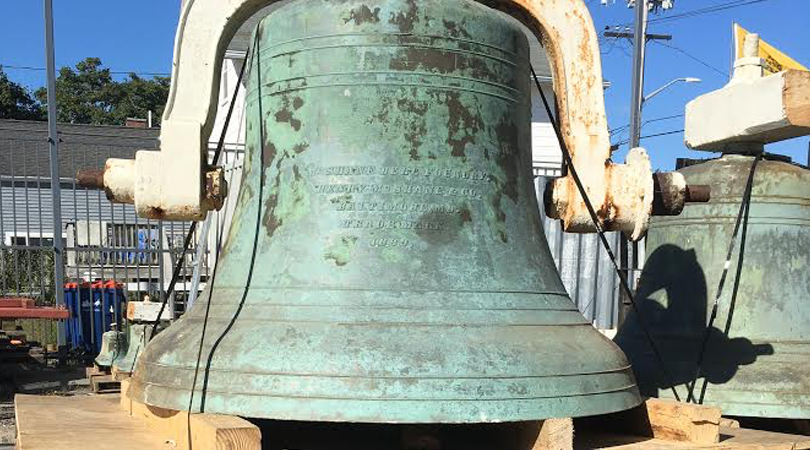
[
  {"left": 648, "top": 0, "right": 770, "bottom": 24},
  {"left": 1, "top": 64, "right": 170, "bottom": 77},
  {"left": 642, "top": 113, "right": 685, "bottom": 127},
  {"left": 610, "top": 0, "right": 772, "bottom": 28},
  {"left": 610, "top": 113, "right": 684, "bottom": 134},
  {"left": 615, "top": 128, "right": 684, "bottom": 146},
  {"left": 641, "top": 128, "right": 684, "bottom": 139},
  {"left": 653, "top": 41, "right": 729, "bottom": 78}
]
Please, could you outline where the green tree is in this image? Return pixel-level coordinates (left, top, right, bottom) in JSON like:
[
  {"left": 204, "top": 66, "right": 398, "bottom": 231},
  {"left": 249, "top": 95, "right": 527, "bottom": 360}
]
[
  {"left": 0, "top": 67, "right": 44, "bottom": 120},
  {"left": 35, "top": 57, "right": 117, "bottom": 125},
  {"left": 35, "top": 57, "right": 169, "bottom": 126},
  {"left": 109, "top": 73, "right": 171, "bottom": 125}
]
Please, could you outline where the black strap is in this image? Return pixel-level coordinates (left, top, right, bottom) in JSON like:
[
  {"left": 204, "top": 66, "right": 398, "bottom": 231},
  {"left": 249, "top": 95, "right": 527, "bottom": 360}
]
[
  {"left": 530, "top": 65, "right": 682, "bottom": 401},
  {"left": 685, "top": 152, "right": 762, "bottom": 403},
  {"left": 147, "top": 48, "right": 250, "bottom": 336}
]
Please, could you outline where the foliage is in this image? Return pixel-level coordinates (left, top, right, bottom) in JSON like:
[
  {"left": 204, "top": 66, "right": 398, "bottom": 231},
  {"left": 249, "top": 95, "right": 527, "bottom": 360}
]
[
  {"left": 0, "top": 67, "right": 45, "bottom": 121},
  {"left": 108, "top": 73, "right": 171, "bottom": 125},
  {"left": 35, "top": 57, "right": 117, "bottom": 125},
  {"left": 32, "top": 57, "right": 170, "bottom": 126},
  {"left": 0, "top": 249, "right": 56, "bottom": 304}
]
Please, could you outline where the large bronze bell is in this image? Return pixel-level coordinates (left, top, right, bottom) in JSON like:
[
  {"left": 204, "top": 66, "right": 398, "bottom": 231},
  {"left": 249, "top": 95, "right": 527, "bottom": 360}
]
[
  {"left": 617, "top": 153, "right": 810, "bottom": 419},
  {"left": 129, "top": 0, "right": 641, "bottom": 422}
]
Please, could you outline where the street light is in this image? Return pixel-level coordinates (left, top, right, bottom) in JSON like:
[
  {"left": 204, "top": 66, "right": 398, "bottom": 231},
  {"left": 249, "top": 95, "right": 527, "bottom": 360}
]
[
  {"left": 643, "top": 77, "right": 702, "bottom": 105},
  {"left": 628, "top": 77, "right": 701, "bottom": 150}
]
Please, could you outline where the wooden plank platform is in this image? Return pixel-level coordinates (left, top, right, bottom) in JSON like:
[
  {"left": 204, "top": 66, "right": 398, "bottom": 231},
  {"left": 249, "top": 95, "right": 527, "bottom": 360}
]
[
  {"left": 119, "top": 378, "right": 261, "bottom": 450},
  {"left": 91, "top": 374, "right": 121, "bottom": 393},
  {"left": 577, "top": 399, "right": 722, "bottom": 445},
  {"left": 575, "top": 426, "right": 810, "bottom": 450},
  {"left": 15, "top": 391, "right": 810, "bottom": 450},
  {"left": 15, "top": 394, "right": 170, "bottom": 450}
]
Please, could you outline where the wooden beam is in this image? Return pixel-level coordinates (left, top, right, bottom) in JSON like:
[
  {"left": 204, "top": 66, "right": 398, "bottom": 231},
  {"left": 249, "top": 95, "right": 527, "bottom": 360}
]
[
  {"left": 15, "top": 394, "right": 167, "bottom": 450},
  {"left": 120, "top": 378, "right": 261, "bottom": 450},
  {"left": 785, "top": 70, "right": 810, "bottom": 126},
  {"left": 643, "top": 399, "right": 721, "bottom": 444},
  {"left": 535, "top": 418, "right": 575, "bottom": 450},
  {"left": 720, "top": 418, "right": 741, "bottom": 429},
  {"left": 577, "top": 399, "right": 721, "bottom": 445},
  {"left": 489, "top": 419, "right": 575, "bottom": 450}
]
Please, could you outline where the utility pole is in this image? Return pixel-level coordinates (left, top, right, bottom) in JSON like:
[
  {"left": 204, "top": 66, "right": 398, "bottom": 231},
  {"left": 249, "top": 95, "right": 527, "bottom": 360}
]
[
  {"left": 629, "top": 0, "right": 649, "bottom": 150},
  {"left": 606, "top": 1, "right": 677, "bottom": 327},
  {"left": 603, "top": 28, "right": 672, "bottom": 151},
  {"left": 44, "top": 0, "right": 66, "bottom": 347}
]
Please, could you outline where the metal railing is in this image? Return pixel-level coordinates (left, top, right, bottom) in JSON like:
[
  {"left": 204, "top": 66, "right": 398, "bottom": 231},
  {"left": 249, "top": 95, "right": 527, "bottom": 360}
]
[
  {"left": 0, "top": 120, "right": 243, "bottom": 345},
  {"left": 1, "top": 118, "right": 634, "bottom": 349}
]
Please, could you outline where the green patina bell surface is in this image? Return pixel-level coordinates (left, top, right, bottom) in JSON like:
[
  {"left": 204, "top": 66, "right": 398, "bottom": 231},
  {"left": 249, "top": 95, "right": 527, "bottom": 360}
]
[
  {"left": 113, "top": 324, "right": 152, "bottom": 375},
  {"left": 617, "top": 153, "right": 810, "bottom": 419},
  {"left": 95, "top": 330, "right": 126, "bottom": 368},
  {"left": 129, "top": 0, "right": 640, "bottom": 422}
]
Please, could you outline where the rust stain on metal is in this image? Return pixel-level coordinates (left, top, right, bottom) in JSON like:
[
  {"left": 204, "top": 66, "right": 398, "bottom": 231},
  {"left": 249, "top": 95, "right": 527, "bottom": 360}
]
[
  {"left": 203, "top": 167, "right": 228, "bottom": 211},
  {"left": 389, "top": 46, "right": 498, "bottom": 85},
  {"left": 491, "top": 196, "right": 509, "bottom": 243},
  {"left": 75, "top": 168, "right": 105, "bottom": 189},
  {"left": 324, "top": 235, "right": 359, "bottom": 267},
  {"left": 479, "top": 0, "right": 578, "bottom": 155},
  {"left": 293, "top": 142, "right": 310, "bottom": 154},
  {"left": 651, "top": 173, "right": 711, "bottom": 216},
  {"left": 459, "top": 206, "right": 472, "bottom": 224},
  {"left": 389, "top": 47, "right": 456, "bottom": 75},
  {"left": 494, "top": 118, "right": 519, "bottom": 202},
  {"left": 263, "top": 142, "right": 278, "bottom": 167},
  {"left": 263, "top": 174, "right": 283, "bottom": 239},
  {"left": 685, "top": 184, "right": 711, "bottom": 203},
  {"left": 445, "top": 92, "right": 482, "bottom": 158},
  {"left": 442, "top": 19, "right": 471, "bottom": 38},
  {"left": 262, "top": 138, "right": 283, "bottom": 239},
  {"left": 344, "top": 5, "right": 381, "bottom": 25},
  {"left": 275, "top": 96, "right": 305, "bottom": 131},
  {"left": 146, "top": 207, "right": 166, "bottom": 220},
  {"left": 388, "top": 0, "right": 419, "bottom": 33},
  {"left": 397, "top": 96, "right": 428, "bottom": 161}
]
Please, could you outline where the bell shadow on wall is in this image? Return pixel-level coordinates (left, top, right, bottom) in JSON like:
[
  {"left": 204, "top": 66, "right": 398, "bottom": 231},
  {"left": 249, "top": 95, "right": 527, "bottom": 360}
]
[{"left": 615, "top": 244, "right": 773, "bottom": 397}]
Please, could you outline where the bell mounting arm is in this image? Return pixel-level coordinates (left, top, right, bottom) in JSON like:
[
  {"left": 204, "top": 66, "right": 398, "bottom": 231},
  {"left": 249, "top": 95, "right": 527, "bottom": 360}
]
[
  {"left": 89, "top": 0, "right": 697, "bottom": 234},
  {"left": 479, "top": 0, "right": 654, "bottom": 238}
]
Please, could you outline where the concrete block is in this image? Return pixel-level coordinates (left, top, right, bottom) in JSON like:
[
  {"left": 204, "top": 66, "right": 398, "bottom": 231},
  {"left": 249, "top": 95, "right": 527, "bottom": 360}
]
[{"left": 685, "top": 70, "right": 810, "bottom": 151}]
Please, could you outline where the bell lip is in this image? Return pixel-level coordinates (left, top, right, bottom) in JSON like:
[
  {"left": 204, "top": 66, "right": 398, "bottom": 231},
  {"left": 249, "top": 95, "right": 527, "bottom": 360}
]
[{"left": 127, "top": 376, "right": 642, "bottom": 423}]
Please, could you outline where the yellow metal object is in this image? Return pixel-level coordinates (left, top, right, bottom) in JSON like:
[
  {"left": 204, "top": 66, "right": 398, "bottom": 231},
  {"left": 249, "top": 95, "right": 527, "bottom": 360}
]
[{"left": 734, "top": 23, "right": 808, "bottom": 75}]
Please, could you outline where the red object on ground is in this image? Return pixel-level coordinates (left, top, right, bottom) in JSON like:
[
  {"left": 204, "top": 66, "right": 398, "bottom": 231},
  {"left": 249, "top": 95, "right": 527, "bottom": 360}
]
[{"left": 0, "top": 298, "right": 69, "bottom": 319}]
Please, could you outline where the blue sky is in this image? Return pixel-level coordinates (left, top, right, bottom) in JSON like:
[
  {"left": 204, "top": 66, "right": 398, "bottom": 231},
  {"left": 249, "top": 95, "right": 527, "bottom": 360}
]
[{"left": 1, "top": 0, "right": 808, "bottom": 170}]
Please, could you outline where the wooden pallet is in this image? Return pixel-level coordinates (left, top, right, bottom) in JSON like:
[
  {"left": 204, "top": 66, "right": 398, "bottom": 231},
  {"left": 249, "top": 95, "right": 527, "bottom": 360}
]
[
  {"left": 85, "top": 364, "right": 108, "bottom": 379},
  {"left": 119, "top": 378, "right": 260, "bottom": 450},
  {"left": 15, "top": 394, "right": 168, "bottom": 450},
  {"left": 91, "top": 374, "right": 120, "bottom": 394},
  {"left": 14, "top": 384, "right": 810, "bottom": 450}
]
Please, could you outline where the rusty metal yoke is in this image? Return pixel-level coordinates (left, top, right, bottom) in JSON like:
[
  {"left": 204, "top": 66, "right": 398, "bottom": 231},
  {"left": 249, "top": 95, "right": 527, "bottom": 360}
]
[{"left": 91, "top": 0, "right": 693, "bottom": 239}]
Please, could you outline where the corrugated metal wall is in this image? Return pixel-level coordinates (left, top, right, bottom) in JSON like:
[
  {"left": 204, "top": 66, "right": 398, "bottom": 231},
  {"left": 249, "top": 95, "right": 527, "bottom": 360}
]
[{"left": 535, "top": 177, "right": 628, "bottom": 330}]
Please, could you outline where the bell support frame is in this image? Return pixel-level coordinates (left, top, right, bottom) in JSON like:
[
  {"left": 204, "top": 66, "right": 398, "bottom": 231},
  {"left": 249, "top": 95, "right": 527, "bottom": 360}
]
[{"left": 97, "top": 0, "right": 675, "bottom": 238}]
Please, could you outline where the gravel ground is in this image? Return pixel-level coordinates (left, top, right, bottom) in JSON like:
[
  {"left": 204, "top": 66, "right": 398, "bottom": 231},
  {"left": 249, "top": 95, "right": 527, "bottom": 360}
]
[
  {"left": 0, "top": 402, "right": 14, "bottom": 448},
  {"left": 0, "top": 357, "right": 91, "bottom": 450}
]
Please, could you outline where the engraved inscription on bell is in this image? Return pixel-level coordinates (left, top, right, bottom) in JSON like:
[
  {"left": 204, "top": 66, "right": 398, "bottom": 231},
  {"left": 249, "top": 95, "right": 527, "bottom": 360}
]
[{"left": 129, "top": 0, "right": 641, "bottom": 424}]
